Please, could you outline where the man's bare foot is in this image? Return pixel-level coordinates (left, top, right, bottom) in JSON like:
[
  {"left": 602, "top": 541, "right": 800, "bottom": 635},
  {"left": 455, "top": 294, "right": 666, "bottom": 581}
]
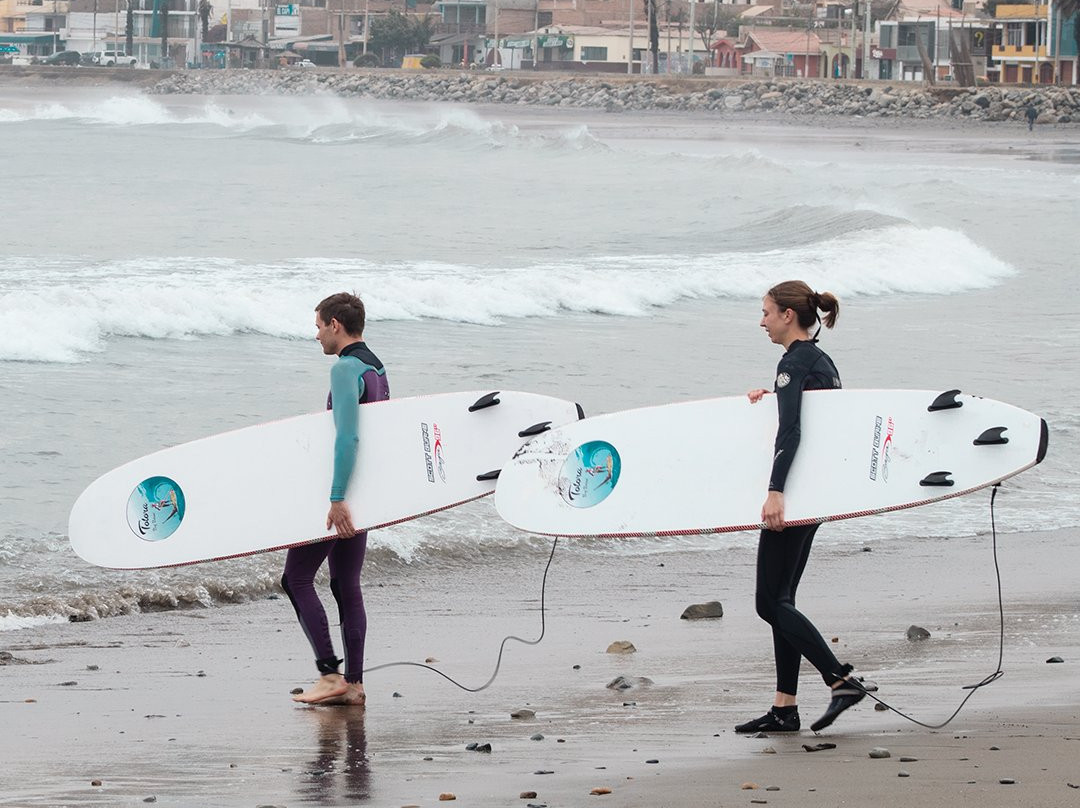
[
  {"left": 292, "top": 674, "right": 349, "bottom": 704},
  {"left": 316, "top": 682, "right": 366, "bottom": 707}
]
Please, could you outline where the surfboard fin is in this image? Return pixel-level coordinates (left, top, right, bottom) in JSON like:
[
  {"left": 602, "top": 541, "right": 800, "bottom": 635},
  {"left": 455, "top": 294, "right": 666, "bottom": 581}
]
[
  {"left": 919, "top": 471, "right": 955, "bottom": 487},
  {"left": 576, "top": 403, "right": 586, "bottom": 420},
  {"left": 476, "top": 469, "right": 500, "bottom": 481},
  {"left": 519, "top": 421, "right": 552, "bottom": 438},
  {"left": 974, "top": 427, "right": 1009, "bottom": 446},
  {"left": 469, "top": 392, "right": 501, "bottom": 412},
  {"left": 928, "top": 390, "right": 963, "bottom": 412}
]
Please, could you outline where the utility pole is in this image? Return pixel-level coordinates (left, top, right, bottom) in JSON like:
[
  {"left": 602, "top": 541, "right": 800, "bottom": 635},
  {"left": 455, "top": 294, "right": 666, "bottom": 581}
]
[
  {"left": 363, "top": 0, "right": 369, "bottom": 54},
  {"left": 493, "top": 0, "right": 499, "bottom": 67},
  {"left": 863, "top": 0, "right": 870, "bottom": 80},
  {"left": 533, "top": 0, "right": 539, "bottom": 70},
  {"left": 338, "top": 0, "right": 347, "bottom": 68},
  {"left": 850, "top": 0, "right": 856, "bottom": 77},
  {"left": 687, "top": 0, "right": 694, "bottom": 74},
  {"left": 628, "top": 0, "right": 634, "bottom": 73}
]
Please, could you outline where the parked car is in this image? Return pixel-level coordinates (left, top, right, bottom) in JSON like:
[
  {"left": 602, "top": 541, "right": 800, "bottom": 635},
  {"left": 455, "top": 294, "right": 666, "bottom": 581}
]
[
  {"left": 43, "top": 50, "right": 81, "bottom": 66},
  {"left": 93, "top": 50, "right": 138, "bottom": 67}
]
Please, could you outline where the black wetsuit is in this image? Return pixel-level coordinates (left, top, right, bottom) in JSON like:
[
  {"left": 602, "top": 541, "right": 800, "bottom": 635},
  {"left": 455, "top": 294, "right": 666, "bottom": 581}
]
[{"left": 756, "top": 340, "right": 847, "bottom": 695}]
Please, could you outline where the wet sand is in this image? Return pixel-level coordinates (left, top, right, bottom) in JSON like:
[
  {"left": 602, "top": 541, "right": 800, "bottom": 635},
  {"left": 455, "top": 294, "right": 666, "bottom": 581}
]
[{"left": 2, "top": 526, "right": 1078, "bottom": 807}]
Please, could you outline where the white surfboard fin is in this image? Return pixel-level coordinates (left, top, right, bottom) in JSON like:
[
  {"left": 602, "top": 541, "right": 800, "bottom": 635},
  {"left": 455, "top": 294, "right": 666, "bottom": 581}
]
[
  {"left": 928, "top": 390, "right": 963, "bottom": 412},
  {"left": 919, "top": 471, "right": 955, "bottom": 487},
  {"left": 974, "top": 427, "right": 1009, "bottom": 446},
  {"left": 469, "top": 392, "right": 501, "bottom": 412}
]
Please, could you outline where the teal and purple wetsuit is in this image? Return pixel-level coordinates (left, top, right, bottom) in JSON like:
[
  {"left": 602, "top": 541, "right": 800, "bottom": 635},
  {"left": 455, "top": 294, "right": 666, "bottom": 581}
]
[{"left": 281, "top": 341, "right": 389, "bottom": 683}]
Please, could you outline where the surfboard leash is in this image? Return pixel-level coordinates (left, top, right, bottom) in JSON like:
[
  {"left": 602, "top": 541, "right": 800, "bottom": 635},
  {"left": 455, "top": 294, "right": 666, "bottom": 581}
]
[
  {"left": 826, "top": 484, "right": 1006, "bottom": 731},
  {"left": 360, "top": 537, "right": 559, "bottom": 691}
]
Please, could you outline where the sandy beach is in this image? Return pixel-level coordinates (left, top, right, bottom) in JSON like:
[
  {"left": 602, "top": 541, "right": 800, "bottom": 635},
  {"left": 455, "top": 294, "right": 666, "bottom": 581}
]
[{"left": 3, "top": 525, "right": 1077, "bottom": 807}]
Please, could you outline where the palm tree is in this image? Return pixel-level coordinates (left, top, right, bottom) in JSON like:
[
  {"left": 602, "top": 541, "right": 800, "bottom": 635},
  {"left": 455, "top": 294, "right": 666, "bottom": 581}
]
[
  {"left": 198, "top": 0, "right": 213, "bottom": 37},
  {"left": 1053, "top": 0, "right": 1079, "bottom": 83}
]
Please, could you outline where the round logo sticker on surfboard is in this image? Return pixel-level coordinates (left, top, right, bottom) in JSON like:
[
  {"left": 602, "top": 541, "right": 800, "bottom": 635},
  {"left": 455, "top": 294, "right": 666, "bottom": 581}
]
[
  {"left": 558, "top": 441, "right": 621, "bottom": 508},
  {"left": 126, "top": 476, "right": 186, "bottom": 542}
]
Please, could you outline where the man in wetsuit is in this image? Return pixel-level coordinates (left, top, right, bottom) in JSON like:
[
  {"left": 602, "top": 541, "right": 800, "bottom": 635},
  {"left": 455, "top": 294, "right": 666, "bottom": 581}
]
[{"left": 283, "top": 292, "right": 389, "bottom": 706}]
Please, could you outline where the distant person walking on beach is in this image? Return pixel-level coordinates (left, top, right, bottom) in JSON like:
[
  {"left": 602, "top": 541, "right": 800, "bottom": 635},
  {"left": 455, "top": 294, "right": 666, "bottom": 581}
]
[
  {"left": 283, "top": 293, "right": 389, "bottom": 706},
  {"left": 1025, "top": 105, "right": 1038, "bottom": 131},
  {"left": 737, "top": 281, "right": 870, "bottom": 734}
]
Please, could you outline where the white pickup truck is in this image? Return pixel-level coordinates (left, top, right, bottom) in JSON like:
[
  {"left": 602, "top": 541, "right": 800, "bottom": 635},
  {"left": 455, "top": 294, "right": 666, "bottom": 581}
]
[{"left": 92, "top": 50, "right": 138, "bottom": 67}]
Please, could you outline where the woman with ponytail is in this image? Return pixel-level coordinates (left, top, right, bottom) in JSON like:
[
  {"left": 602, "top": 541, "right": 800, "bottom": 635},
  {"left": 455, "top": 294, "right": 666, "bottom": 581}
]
[{"left": 736, "top": 280, "right": 871, "bottom": 735}]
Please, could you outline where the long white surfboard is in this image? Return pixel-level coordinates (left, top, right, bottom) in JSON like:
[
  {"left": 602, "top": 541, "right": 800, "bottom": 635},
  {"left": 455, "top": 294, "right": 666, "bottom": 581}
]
[
  {"left": 495, "top": 390, "right": 1048, "bottom": 538},
  {"left": 70, "top": 391, "right": 582, "bottom": 569}
]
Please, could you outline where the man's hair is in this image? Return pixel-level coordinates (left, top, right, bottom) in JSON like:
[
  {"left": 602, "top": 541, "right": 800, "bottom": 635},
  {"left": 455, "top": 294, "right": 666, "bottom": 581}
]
[{"left": 316, "top": 292, "right": 366, "bottom": 336}]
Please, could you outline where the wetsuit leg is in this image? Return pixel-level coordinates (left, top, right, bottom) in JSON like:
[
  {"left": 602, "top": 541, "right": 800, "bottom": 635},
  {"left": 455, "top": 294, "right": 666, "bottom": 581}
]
[
  {"left": 755, "top": 524, "right": 845, "bottom": 692},
  {"left": 282, "top": 540, "right": 338, "bottom": 671},
  {"left": 327, "top": 531, "right": 368, "bottom": 684}
]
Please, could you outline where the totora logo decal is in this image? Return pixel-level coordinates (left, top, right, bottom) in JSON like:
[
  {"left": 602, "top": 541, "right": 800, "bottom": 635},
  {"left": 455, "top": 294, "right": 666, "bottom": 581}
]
[
  {"left": 126, "top": 476, "right": 186, "bottom": 542},
  {"left": 558, "top": 441, "right": 621, "bottom": 508}
]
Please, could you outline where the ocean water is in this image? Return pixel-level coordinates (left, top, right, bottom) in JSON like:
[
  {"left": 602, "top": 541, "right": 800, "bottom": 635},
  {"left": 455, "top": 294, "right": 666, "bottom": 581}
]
[{"left": 1, "top": 87, "right": 1077, "bottom": 631}]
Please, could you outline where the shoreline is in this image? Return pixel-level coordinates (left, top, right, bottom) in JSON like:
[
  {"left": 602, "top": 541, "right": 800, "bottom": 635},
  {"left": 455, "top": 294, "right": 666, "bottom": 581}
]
[
  {"left": 2, "top": 64, "right": 1079, "bottom": 124},
  {"left": 3, "top": 529, "right": 1077, "bottom": 806}
]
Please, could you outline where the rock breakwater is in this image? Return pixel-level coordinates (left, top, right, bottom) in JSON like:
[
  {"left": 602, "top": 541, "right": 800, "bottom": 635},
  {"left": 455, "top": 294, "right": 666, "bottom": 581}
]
[{"left": 148, "top": 70, "right": 1080, "bottom": 123}]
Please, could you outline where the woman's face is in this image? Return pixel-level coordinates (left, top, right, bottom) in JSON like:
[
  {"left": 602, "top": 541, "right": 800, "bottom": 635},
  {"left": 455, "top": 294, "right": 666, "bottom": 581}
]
[{"left": 760, "top": 295, "right": 792, "bottom": 346}]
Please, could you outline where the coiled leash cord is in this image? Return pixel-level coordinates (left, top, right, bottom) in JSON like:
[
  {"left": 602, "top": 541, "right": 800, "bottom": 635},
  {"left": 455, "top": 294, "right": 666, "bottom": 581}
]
[
  {"left": 833, "top": 484, "right": 1006, "bottom": 730},
  {"left": 361, "top": 537, "right": 559, "bottom": 692}
]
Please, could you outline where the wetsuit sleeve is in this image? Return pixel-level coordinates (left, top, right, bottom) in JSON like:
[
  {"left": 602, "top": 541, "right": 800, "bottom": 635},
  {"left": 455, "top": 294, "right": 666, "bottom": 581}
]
[
  {"left": 329, "top": 358, "right": 366, "bottom": 502},
  {"left": 769, "top": 361, "right": 806, "bottom": 493}
]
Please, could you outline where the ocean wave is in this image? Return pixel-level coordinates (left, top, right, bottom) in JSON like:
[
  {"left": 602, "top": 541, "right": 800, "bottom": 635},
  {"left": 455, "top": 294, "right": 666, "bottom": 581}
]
[
  {"left": 0, "top": 94, "right": 603, "bottom": 153},
  {"left": 0, "top": 224, "right": 1015, "bottom": 363}
]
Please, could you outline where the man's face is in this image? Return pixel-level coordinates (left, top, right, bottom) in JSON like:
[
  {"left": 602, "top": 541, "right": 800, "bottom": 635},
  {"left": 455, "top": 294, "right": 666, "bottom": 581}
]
[{"left": 315, "top": 314, "right": 339, "bottom": 355}]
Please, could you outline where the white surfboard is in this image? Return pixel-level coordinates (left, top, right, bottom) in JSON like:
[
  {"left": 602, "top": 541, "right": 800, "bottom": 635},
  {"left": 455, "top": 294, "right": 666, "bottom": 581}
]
[
  {"left": 495, "top": 390, "right": 1048, "bottom": 538},
  {"left": 70, "top": 391, "right": 582, "bottom": 569}
]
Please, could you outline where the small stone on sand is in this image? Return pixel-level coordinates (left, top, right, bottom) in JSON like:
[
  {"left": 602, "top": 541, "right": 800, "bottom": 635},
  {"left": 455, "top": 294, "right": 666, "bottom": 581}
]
[
  {"left": 91, "top": 780, "right": 102, "bottom": 787},
  {"left": 439, "top": 793, "right": 457, "bottom": 801},
  {"left": 520, "top": 792, "right": 537, "bottom": 799},
  {"left": 761, "top": 747, "right": 776, "bottom": 754},
  {"left": 87, "top": 665, "right": 99, "bottom": 671},
  {"left": 906, "top": 625, "right": 931, "bottom": 641},
  {"left": 606, "top": 641, "right": 636, "bottom": 654},
  {"left": 680, "top": 601, "right": 723, "bottom": 620},
  {"left": 1046, "top": 656, "right": 1064, "bottom": 663},
  {"left": 511, "top": 709, "right": 536, "bottom": 720},
  {"left": 868, "top": 747, "right": 891, "bottom": 759},
  {"left": 900, "top": 757, "right": 918, "bottom": 762},
  {"left": 898, "top": 771, "right": 910, "bottom": 777},
  {"left": 143, "top": 798, "right": 157, "bottom": 803},
  {"left": 741, "top": 782, "right": 759, "bottom": 790},
  {"left": 290, "top": 687, "right": 303, "bottom": 695},
  {"left": 999, "top": 778, "right": 1017, "bottom": 785},
  {"left": 534, "top": 770, "right": 554, "bottom": 775},
  {"left": 393, "top": 691, "right": 403, "bottom": 698},
  {"left": 875, "top": 703, "right": 888, "bottom": 711},
  {"left": 646, "top": 759, "right": 659, "bottom": 764},
  {"left": 531, "top": 733, "right": 544, "bottom": 741},
  {"left": 426, "top": 657, "right": 438, "bottom": 663},
  {"left": 589, "top": 787, "right": 612, "bottom": 795},
  {"left": 765, "top": 786, "right": 780, "bottom": 791}
]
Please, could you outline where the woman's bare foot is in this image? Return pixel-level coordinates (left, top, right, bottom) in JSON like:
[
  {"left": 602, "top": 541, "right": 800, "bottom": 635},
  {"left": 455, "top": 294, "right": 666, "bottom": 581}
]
[
  {"left": 292, "top": 674, "right": 349, "bottom": 704},
  {"left": 317, "top": 682, "right": 366, "bottom": 707}
]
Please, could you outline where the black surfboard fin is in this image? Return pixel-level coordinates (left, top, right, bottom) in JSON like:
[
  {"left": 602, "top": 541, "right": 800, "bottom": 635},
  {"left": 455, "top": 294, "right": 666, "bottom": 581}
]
[
  {"left": 974, "top": 427, "right": 1009, "bottom": 446},
  {"left": 919, "top": 471, "right": 955, "bottom": 487},
  {"left": 576, "top": 403, "right": 586, "bottom": 420},
  {"left": 928, "top": 390, "right": 963, "bottom": 412},
  {"left": 518, "top": 421, "right": 552, "bottom": 438},
  {"left": 469, "top": 392, "right": 501, "bottom": 412},
  {"left": 476, "top": 469, "right": 500, "bottom": 481},
  {"left": 1037, "top": 419, "right": 1049, "bottom": 464}
]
